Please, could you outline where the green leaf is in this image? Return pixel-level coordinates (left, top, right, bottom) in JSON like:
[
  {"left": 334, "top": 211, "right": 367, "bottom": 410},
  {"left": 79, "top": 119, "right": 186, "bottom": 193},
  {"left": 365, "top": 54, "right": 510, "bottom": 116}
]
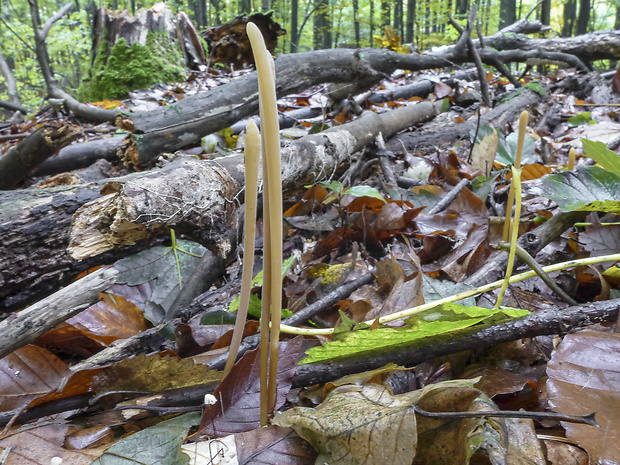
[
  {"left": 524, "top": 81, "right": 546, "bottom": 95},
  {"left": 92, "top": 412, "right": 200, "bottom": 465},
  {"left": 316, "top": 180, "right": 343, "bottom": 193},
  {"left": 536, "top": 165, "right": 620, "bottom": 213},
  {"left": 568, "top": 112, "right": 598, "bottom": 127},
  {"left": 299, "top": 304, "right": 528, "bottom": 364},
  {"left": 227, "top": 255, "right": 297, "bottom": 318},
  {"left": 343, "top": 185, "right": 387, "bottom": 202},
  {"left": 114, "top": 240, "right": 206, "bottom": 324},
  {"left": 581, "top": 139, "right": 620, "bottom": 176},
  {"left": 496, "top": 131, "right": 536, "bottom": 166}
]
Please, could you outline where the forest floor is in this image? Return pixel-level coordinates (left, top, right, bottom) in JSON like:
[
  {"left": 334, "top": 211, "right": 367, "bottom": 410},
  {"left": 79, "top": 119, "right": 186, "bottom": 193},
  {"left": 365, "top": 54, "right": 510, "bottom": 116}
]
[{"left": 1, "top": 61, "right": 620, "bottom": 464}]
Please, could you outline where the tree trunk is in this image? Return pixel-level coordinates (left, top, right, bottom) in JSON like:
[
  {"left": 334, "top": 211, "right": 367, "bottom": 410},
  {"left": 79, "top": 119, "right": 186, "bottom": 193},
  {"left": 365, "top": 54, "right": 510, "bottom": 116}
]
[
  {"left": 290, "top": 0, "right": 299, "bottom": 52},
  {"left": 540, "top": 0, "right": 551, "bottom": 26},
  {"left": 381, "top": 1, "right": 390, "bottom": 29},
  {"left": 405, "top": 0, "right": 415, "bottom": 43},
  {"left": 562, "top": 0, "right": 576, "bottom": 37},
  {"left": 576, "top": 0, "right": 590, "bottom": 35},
  {"left": 0, "top": 50, "right": 22, "bottom": 109},
  {"left": 499, "top": 0, "right": 516, "bottom": 30},
  {"left": 313, "top": 0, "right": 331, "bottom": 49},
  {"left": 393, "top": 0, "right": 404, "bottom": 38},
  {"left": 353, "top": 0, "right": 361, "bottom": 48}
]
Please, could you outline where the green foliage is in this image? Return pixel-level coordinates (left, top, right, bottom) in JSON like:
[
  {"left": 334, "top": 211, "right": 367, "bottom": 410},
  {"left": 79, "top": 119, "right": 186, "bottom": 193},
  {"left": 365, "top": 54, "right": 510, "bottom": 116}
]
[
  {"left": 568, "top": 112, "right": 598, "bottom": 127},
  {"left": 581, "top": 138, "right": 620, "bottom": 176},
  {"left": 300, "top": 303, "right": 528, "bottom": 364},
  {"left": 227, "top": 254, "right": 297, "bottom": 318},
  {"left": 537, "top": 165, "right": 620, "bottom": 213},
  {"left": 78, "top": 32, "right": 186, "bottom": 102},
  {"left": 473, "top": 124, "right": 536, "bottom": 166}
]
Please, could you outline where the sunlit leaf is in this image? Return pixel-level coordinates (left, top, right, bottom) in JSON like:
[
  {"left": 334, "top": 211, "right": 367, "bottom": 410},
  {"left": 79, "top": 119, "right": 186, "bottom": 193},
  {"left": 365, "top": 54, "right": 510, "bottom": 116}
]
[{"left": 581, "top": 138, "right": 620, "bottom": 176}]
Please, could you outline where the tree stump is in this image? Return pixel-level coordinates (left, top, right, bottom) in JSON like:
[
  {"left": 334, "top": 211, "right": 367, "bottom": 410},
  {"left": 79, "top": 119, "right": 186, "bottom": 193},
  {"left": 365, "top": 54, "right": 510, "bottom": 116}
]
[
  {"left": 77, "top": 3, "right": 203, "bottom": 102},
  {"left": 201, "top": 12, "right": 286, "bottom": 69}
]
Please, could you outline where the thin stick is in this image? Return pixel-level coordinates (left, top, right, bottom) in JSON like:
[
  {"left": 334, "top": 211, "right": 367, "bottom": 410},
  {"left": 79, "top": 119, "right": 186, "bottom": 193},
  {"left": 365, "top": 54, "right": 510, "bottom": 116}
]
[
  {"left": 224, "top": 121, "right": 261, "bottom": 376},
  {"left": 279, "top": 252, "right": 620, "bottom": 335}
]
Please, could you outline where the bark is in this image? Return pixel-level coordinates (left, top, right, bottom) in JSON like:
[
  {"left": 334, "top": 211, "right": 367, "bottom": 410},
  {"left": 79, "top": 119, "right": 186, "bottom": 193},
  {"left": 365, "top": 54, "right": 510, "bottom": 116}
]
[
  {"left": 0, "top": 102, "right": 438, "bottom": 312},
  {"left": 292, "top": 298, "right": 620, "bottom": 387},
  {"left": 0, "top": 267, "right": 118, "bottom": 359},
  {"left": 0, "top": 121, "right": 81, "bottom": 189},
  {"left": 0, "top": 184, "right": 146, "bottom": 312},
  {"left": 385, "top": 85, "right": 543, "bottom": 154}
]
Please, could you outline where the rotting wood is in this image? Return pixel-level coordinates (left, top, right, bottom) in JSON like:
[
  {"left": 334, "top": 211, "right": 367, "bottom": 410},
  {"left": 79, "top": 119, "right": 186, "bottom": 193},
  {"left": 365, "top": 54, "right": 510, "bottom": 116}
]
[
  {"left": 0, "top": 267, "right": 118, "bottom": 359},
  {"left": 68, "top": 101, "right": 440, "bottom": 260}
]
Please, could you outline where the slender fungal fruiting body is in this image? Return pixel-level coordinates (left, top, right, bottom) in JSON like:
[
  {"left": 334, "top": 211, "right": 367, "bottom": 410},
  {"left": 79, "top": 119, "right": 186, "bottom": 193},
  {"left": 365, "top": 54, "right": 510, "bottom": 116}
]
[
  {"left": 224, "top": 120, "right": 260, "bottom": 376},
  {"left": 246, "top": 21, "right": 283, "bottom": 426}
]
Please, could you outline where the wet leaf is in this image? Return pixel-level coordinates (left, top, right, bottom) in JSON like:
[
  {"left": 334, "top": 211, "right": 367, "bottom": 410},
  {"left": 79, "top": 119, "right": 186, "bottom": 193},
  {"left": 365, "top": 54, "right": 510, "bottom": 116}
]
[
  {"left": 274, "top": 383, "right": 418, "bottom": 465},
  {"left": 0, "top": 423, "right": 103, "bottom": 465},
  {"left": 92, "top": 353, "right": 223, "bottom": 394},
  {"left": 235, "top": 425, "right": 317, "bottom": 465},
  {"left": 0, "top": 345, "right": 69, "bottom": 412},
  {"left": 547, "top": 329, "right": 620, "bottom": 464},
  {"left": 113, "top": 240, "right": 207, "bottom": 324}
]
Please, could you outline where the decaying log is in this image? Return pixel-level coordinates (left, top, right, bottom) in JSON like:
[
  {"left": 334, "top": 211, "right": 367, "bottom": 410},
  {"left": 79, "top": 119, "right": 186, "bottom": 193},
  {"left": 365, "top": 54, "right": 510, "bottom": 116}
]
[
  {"left": 0, "top": 102, "right": 438, "bottom": 311},
  {"left": 385, "top": 86, "right": 544, "bottom": 154},
  {"left": 0, "top": 184, "right": 145, "bottom": 312},
  {"left": 0, "top": 267, "right": 118, "bottom": 359},
  {"left": 68, "top": 102, "right": 440, "bottom": 260},
  {"left": 201, "top": 12, "right": 285, "bottom": 69},
  {"left": 0, "top": 121, "right": 81, "bottom": 189}
]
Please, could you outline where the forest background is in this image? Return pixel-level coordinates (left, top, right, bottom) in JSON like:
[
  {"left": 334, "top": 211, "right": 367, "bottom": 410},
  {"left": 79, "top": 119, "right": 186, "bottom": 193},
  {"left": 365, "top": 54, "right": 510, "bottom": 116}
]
[{"left": 1, "top": 0, "right": 619, "bottom": 115}]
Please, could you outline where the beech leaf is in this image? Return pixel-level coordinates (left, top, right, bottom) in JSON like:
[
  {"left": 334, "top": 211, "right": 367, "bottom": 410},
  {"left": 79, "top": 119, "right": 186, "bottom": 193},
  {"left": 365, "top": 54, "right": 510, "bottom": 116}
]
[{"left": 547, "top": 329, "right": 620, "bottom": 464}]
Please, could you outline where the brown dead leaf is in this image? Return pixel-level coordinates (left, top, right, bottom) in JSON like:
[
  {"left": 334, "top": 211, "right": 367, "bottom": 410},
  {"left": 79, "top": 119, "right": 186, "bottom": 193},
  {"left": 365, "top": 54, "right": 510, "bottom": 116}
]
[
  {"left": 92, "top": 353, "right": 223, "bottom": 394},
  {"left": 235, "top": 425, "right": 317, "bottom": 465},
  {"left": 471, "top": 127, "right": 498, "bottom": 176},
  {"left": 0, "top": 424, "right": 104, "bottom": 464},
  {"left": 199, "top": 337, "right": 303, "bottom": 437},
  {"left": 547, "top": 329, "right": 620, "bottom": 464},
  {"left": 0, "top": 345, "right": 69, "bottom": 412}
]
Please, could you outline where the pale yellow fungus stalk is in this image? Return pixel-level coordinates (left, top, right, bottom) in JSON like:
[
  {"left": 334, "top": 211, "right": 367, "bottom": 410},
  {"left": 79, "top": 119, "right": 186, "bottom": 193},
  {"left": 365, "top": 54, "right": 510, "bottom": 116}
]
[
  {"left": 247, "top": 21, "right": 283, "bottom": 425},
  {"left": 224, "top": 120, "right": 260, "bottom": 376},
  {"left": 502, "top": 111, "right": 528, "bottom": 242},
  {"left": 495, "top": 164, "right": 522, "bottom": 308},
  {"left": 568, "top": 147, "right": 576, "bottom": 170}
]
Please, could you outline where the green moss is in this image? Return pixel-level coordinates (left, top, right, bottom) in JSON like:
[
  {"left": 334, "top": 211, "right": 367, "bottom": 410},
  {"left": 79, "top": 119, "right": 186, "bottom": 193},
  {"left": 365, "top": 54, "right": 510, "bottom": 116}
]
[{"left": 78, "top": 31, "right": 186, "bottom": 102}]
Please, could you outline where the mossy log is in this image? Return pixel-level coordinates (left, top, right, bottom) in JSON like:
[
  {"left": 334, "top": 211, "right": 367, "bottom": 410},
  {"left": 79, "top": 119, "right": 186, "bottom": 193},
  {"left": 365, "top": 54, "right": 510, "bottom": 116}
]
[{"left": 77, "top": 4, "right": 201, "bottom": 102}]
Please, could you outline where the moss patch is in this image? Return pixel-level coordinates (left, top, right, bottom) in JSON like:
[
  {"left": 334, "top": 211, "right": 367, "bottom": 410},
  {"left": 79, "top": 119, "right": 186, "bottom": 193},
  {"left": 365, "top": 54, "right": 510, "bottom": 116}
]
[{"left": 78, "top": 32, "right": 186, "bottom": 102}]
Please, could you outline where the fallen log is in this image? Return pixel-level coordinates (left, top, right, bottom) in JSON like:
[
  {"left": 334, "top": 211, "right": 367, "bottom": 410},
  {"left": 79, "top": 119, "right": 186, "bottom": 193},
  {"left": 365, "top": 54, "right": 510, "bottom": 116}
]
[{"left": 0, "top": 101, "right": 439, "bottom": 311}]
